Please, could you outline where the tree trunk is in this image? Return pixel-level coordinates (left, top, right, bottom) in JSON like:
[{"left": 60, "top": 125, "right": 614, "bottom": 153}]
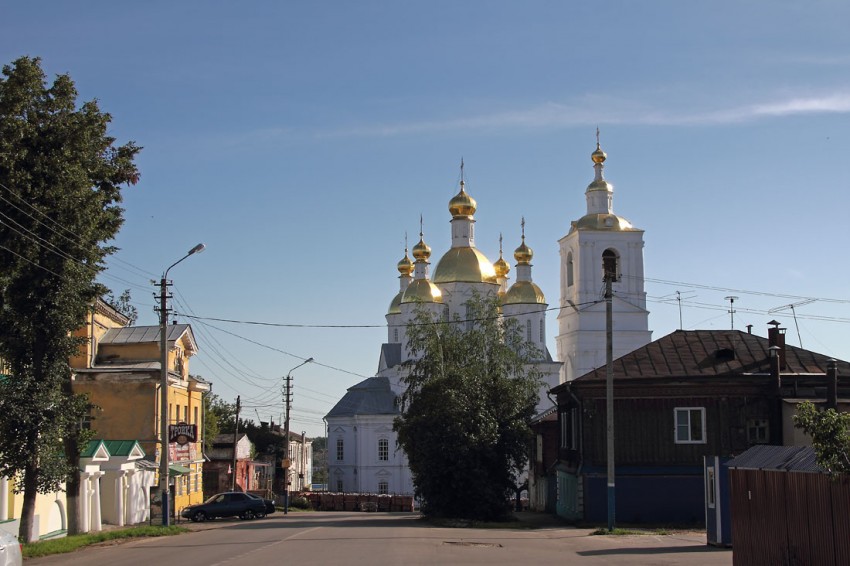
[
  {"left": 19, "top": 461, "right": 39, "bottom": 543},
  {"left": 64, "top": 435, "right": 82, "bottom": 535}
]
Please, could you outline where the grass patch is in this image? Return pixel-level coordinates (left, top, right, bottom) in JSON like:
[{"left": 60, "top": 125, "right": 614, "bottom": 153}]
[{"left": 23, "top": 525, "right": 188, "bottom": 558}]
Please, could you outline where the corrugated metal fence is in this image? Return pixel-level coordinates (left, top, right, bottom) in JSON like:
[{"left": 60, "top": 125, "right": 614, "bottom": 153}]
[{"left": 730, "top": 468, "right": 850, "bottom": 565}]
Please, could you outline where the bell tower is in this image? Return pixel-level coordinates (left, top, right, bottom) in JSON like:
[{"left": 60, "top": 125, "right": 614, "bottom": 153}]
[{"left": 556, "top": 135, "right": 651, "bottom": 381}]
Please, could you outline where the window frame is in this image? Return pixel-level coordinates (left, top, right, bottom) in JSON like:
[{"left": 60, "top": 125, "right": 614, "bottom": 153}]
[
  {"left": 336, "top": 437, "right": 344, "bottom": 461},
  {"left": 378, "top": 438, "right": 389, "bottom": 461},
  {"left": 674, "top": 407, "right": 706, "bottom": 444}
]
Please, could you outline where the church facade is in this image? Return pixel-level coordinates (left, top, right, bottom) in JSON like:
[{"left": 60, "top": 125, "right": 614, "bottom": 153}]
[{"left": 325, "top": 140, "right": 650, "bottom": 496}]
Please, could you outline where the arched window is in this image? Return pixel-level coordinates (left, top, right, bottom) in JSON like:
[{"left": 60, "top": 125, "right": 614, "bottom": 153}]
[
  {"left": 602, "top": 248, "right": 619, "bottom": 281},
  {"left": 566, "top": 252, "right": 574, "bottom": 287},
  {"left": 526, "top": 319, "right": 532, "bottom": 342},
  {"left": 539, "top": 319, "right": 545, "bottom": 343}
]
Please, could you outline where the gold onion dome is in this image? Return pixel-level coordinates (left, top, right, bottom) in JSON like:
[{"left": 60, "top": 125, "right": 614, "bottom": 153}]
[
  {"left": 432, "top": 248, "right": 498, "bottom": 284},
  {"left": 412, "top": 237, "right": 431, "bottom": 261},
  {"left": 397, "top": 252, "right": 414, "bottom": 276},
  {"left": 401, "top": 279, "right": 443, "bottom": 304},
  {"left": 448, "top": 181, "right": 477, "bottom": 218},
  {"left": 494, "top": 255, "right": 510, "bottom": 277},
  {"left": 591, "top": 143, "right": 607, "bottom": 164},
  {"left": 388, "top": 292, "right": 403, "bottom": 315},
  {"left": 514, "top": 240, "right": 533, "bottom": 265},
  {"left": 503, "top": 281, "right": 546, "bottom": 305}
]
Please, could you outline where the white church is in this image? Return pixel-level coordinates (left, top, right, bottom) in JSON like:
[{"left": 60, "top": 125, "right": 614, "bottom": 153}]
[{"left": 324, "top": 140, "right": 651, "bottom": 495}]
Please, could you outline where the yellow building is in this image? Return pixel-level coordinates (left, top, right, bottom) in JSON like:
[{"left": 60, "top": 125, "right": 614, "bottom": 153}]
[{"left": 71, "top": 299, "right": 210, "bottom": 520}]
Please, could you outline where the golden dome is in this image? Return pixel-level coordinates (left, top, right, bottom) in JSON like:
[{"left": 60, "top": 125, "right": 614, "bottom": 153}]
[
  {"left": 570, "top": 213, "right": 638, "bottom": 233},
  {"left": 514, "top": 241, "right": 533, "bottom": 265},
  {"left": 432, "top": 247, "right": 498, "bottom": 284},
  {"left": 412, "top": 237, "right": 431, "bottom": 261},
  {"left": 586, "top": 178, "right": 613, "bottom": 192},
  {"left": 502, "top": 281, "right": 547, "bottom": 305},
  {"left": 591, "top": 144, "right": 607, "bottom": 164},
  {"left": 448, "top": 181, "right": 477, "bottom": 218},
  {"left": 397, "top": 252, "right": 413, "bottom": 276},
  {"left": 388, "top": 291, "right": 403, "bottom": 315},
  {"left": 401, "top": 279, "right": 443, "bottom": 304},
  {"left": 494, "top": 255, "right": 510, "bottom": 277}
]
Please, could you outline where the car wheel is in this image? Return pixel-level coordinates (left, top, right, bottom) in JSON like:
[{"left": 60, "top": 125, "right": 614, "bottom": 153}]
[
  {"left": 192, "top": 511, "right": 207, "bottom": 523},
  {"left": 240, "top": 509, "right": 256, "bottom": 520},
  {"left": 255, "top": 510, "right": 266, "bottom": 519}
]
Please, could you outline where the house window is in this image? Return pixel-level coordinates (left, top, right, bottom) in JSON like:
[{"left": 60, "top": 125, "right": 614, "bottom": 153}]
[
  {"left": 378, "top": 480, "right": 388, "bottom": 495},
  {"left": 378, "top": 438, "right": 389, "bottom": 461},
  {"left": 336, "top": 438, "right": 344, "bottom": 461},
  {"left": 194, "top": 406, "right": 198, "bottom": 426},
  {"left": 560, "top": 409, "right": 578, "bottom": 449},
  {"left": 674, "top": 407, "right": 706, "bottom": 444},
  {"left": 183, "top": 405, "right": 188, "bottom": 422},
  {"left": 747, "top": 418, "right": 769, "bottom": 444}
]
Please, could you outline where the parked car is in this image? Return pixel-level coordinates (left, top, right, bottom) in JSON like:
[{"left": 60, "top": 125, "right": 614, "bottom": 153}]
[
  {"left": 0, "top": 529, "right": 22, "bottom": 566},
  {"left": 245, "top": 493, "right": 276, "bottom": 516},
  {"left": 181, "top": 492, "right": 267, "bottom": 522}
]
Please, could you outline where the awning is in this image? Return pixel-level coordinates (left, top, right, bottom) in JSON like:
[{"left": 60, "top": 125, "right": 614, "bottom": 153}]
[{"left": 169, "top": 464, "right": 191, "bottom": 476}]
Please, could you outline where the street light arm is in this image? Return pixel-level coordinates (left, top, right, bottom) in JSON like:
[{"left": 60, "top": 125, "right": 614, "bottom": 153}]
[{"left": 163, "top": 243, "right": 206, "bottom": 279}]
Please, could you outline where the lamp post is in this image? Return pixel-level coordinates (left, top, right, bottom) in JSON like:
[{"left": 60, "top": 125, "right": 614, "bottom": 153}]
[
  {"left": 283, "top": 357, "right": 313, "bottom": 514},
  {"left": 159, "top": 243, "right": 205, "bottom": 526}
]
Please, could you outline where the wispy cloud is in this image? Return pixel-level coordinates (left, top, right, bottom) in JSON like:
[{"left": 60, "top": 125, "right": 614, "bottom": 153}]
[{"left": 309, "top": 92, "right": 850, "bottom": 139}]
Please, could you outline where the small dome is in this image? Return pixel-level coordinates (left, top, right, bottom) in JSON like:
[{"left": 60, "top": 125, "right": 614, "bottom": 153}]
[
  {"left": 397, "top": 252, "right": 413, "bottom": 276},
  {"left": 494, "top": 255, "right": 510, "bottom": 277},
  {"left": 514, "top": 241, "right": 533, "bottom": 265},
  {"left": 448, "top": 182, "right": 477, "bottom": 218},
  {"left": 591, "top": 144, "right": 607, "bottom": 164},
  {"left": 388, "top": 291, "right": 403, "bottom": 315},
  {"left": 412, "top": 237, "right": 431, "bottom": 261},
  {"left": 570, "top": 213, "right": 637, "bottom": 233},
  {"left": 401, "top": 279, "right": 443, "bottom": 304},
  {"left": 502, "top": 281, "right": 547, "bottom": 305}
]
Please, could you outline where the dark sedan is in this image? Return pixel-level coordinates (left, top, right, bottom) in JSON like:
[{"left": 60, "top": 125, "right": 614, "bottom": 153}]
[
  {"left": 246, "top": 493, "right": 276, "bottom": 515},
  {"left": 181, "top": 492, "right": 267, "bottom": 522}
]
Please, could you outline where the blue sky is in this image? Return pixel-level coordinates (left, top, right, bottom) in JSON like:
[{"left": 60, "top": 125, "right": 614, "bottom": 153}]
[{"left": 4, "top": 1, "right": 850, "bottom": 437}]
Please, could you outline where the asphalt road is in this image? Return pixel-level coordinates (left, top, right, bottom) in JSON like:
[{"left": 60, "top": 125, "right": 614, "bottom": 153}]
[{"left": 27, "top": 512, "right": 733, "bottom": 565}]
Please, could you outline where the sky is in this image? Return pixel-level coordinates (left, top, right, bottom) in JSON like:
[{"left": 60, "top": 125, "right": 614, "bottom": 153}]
[{"left": 3, "top": 1, "right": 850, "bottom": 438}]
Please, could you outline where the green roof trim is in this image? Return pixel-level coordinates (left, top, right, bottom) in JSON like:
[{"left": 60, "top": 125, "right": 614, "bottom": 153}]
[{"left": 169, "top": 464, "right": 190, "bottom": 476}]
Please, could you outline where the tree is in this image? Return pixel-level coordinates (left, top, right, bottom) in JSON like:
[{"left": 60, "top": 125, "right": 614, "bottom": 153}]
[
  {"left": 104, "top": 288, "right": 138, "bottom": 325},
  {"left": 393, "top": 294, "right": 541, "bottom": 521},
  {"left": 793, "top": 401, "right": 850, "bottom": 474},
  {"left": 0, "top": 56, "right": 140, "bottom": 541}
]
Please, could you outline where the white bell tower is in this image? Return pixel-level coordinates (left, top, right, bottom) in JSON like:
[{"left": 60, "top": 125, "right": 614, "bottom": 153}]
[{"left": 556, "top": 135, "right": 651, "bottom": 381}]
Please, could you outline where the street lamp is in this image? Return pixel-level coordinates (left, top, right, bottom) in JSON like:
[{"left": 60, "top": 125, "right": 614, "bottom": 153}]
[
  {"left": 283, "top": 357, "right": 313, "bottom": 514},
  {"left": 159, "top": 243, "right": 205, "bottom": 526}
]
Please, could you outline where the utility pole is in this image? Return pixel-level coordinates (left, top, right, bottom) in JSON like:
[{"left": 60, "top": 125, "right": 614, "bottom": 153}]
[
  {"left": 283, "top": 358, "right": 313, "bottom": 514},
  {"left": 283, "top": 372, "right": 292, "bottom": 514},
  {"left": 603, "top": 250, "right": 617, "bottom": 532},
  {"left": 231, "top": 395, "right": 241, "bottom": 491},
  {"left": 158, "top": 243, "right": 205, "bottom": 527}
]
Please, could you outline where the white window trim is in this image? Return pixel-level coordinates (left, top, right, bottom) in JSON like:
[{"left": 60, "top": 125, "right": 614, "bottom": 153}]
[{"left": 674, "top": 407, "right": 706, "bottom": 444}]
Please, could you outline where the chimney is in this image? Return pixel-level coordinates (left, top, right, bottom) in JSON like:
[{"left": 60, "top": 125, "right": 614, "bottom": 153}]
[
  {"left": 767, "top": 320, "right": 787, "bottom": 370},
  {"left": 827, "top": 359, "right": 838, "bottom": 410},
  {"left": 746, "top": 324, "right": 753, "bottom": 334}
]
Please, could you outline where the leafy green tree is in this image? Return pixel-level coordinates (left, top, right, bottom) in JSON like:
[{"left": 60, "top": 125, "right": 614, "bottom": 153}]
[
  {"left": 0, "top": 56, "right": 139, "bottom": 540},
  {"left": 793, "top": 401, "right": 850, "bottom": 474},
  {"left": 103, "top": 288, "right": 138, "bottom": 325},
  {"left": 394, "top": 294, "right": 541, "bottom": 521},
  {"left": 202, "top": 390, "right": 221, "bottom": 452}
]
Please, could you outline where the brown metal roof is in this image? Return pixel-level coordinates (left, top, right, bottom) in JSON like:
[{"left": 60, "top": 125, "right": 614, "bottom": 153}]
[{"left": 564, "top": 329, "right": 850, "bottom": 384}]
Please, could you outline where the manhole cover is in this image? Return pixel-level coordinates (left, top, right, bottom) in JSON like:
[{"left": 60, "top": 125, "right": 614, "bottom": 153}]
[{"left": 443, "top": 541, "right": 502, "bottom": 548}]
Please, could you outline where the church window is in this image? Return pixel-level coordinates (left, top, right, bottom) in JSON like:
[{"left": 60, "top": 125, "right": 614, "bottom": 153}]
[
  {"left": 378, "top": 438, "right": 389, "bottom": 461},
  {"left": 540, "top": 319, "right": 545, "bottom": 343},
  {"left": 336, "top": 438, "right": 344, "bottom": 461},
  {"left": 337, "top": 478, "right": 344, "bottom": 492},
  {"left": 526, "top": 319, "right": 532, "bottom": 342},
  {"left": 602, "top": 249, "right": 620, "bottom": 281},
  {"left": 567, "top": 252, "right": 574, "bottom": 287},
  {"left": 393, "top": 328, "right": 399, "bottom": 342},
  {"left": 378, "top": 480, "right": 389, "bottom": 495},
  {"left": 443, "top": 304, "right": 449, "bottom": 321},
  {"left": 465, "top": 305, "right": 473, "bottom": 331}
]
